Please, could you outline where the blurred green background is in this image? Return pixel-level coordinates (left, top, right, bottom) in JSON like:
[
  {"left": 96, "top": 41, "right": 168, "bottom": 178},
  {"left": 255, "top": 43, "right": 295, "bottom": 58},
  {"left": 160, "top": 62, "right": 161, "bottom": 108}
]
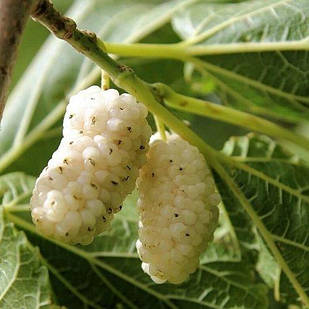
[{"left": 11, "top": 0, "right": 74, "bottom": 89}]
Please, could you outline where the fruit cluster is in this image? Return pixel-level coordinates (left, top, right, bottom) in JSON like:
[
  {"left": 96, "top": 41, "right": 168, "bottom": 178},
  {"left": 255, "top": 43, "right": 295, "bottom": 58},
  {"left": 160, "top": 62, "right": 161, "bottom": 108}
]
[{"left": 31, "top": 86, "right": 221, "bottom": 283}]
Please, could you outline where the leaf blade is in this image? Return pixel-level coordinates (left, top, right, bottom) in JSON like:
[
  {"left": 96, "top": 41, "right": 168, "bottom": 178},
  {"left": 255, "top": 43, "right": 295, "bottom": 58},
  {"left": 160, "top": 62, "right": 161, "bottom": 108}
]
[
  {"left": 215, "top": 134, "right": 309, "bottom": 305},
  {"left": 172, "top": 0, "right": 309, "bottom": 121}
]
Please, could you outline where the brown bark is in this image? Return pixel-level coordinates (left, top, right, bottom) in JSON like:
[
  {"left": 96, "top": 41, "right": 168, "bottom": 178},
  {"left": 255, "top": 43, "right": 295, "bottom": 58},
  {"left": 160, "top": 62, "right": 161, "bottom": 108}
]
[{"left": 0, "top": 0, "right": 37, "bottom": 120}]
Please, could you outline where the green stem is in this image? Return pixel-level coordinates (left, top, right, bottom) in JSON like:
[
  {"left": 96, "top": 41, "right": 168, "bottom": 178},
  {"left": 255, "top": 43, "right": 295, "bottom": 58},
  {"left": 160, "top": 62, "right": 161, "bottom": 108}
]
[
  {"left": 104, "top": 41, "right": 309, "bottom": 58},
  {"left": 104, "top": 42, "right": 309, "bottom": 111},
  {"left": 4, "top": 204, "right": 30, "bottom": 212},
  {"left": 154, "top": 114, "right": 166, "bottom": 141},
  {"left": 102, "top": 41, "right": 186, "bottom": 60},
  {"left": 101, "top": 69, "right": 110, "bottom": 90},
  {"left": 154, "top": 83, "right": 309, "bottom": 153}
]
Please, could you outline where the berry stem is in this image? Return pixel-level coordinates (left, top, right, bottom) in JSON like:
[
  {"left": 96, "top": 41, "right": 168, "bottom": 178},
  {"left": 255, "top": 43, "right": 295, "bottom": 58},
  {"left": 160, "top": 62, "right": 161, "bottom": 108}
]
[
  {"left": 101, "top": 69, "right": 110, "bottom": 90},
  {"left": 154, "top": 115, "right": 166, "bottom": 141}
]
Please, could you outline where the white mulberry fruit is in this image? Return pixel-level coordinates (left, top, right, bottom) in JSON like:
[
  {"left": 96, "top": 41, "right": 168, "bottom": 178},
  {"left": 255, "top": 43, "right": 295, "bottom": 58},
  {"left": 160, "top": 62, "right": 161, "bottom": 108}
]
[
  {"left": 136, "top": 133, "right": 220, "bottom": 284},
  {"left": 31, "top": 86, "right": 152, "bottom": 245}
]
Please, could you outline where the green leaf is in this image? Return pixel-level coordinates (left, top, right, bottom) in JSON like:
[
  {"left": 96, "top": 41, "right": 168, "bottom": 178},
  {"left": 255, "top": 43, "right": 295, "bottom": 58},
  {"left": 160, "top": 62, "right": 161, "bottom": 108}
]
[
  {"left": 22, "top": 219, "right": 268, "bottom": 309},
  {"left": 0, "top": 173, "right": 35, "bottom": 209},
  {"left": 172, "top": 0, "right": 309, "bottom": 122},
  {"left": 215, "top": 134, "right": 309, "bottom": 305},
  {"left": 255, "top": 232, "right": 281, "bottom": 296},
  {"left": 0, "top": 0, "right": 191, "bottom": 176},
  {"left": 0, "top": 174, "right": 52, "bottom": 308},
  {"left": 3, "top": 183, "right": 268, "bottom": 308}
]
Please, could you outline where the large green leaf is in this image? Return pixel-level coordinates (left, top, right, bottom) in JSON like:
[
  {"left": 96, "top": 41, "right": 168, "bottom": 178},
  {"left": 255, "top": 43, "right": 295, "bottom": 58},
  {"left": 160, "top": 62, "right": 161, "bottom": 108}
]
[
  {"left": 0, "top": 0, "right": 193, "bottom": 176},
  {"left": 215, "top": 134, "right": 309, "bottom": 305},
  {"left": 172, "top": 0, "right": 309, "bottom": 122},
  {"left": 0, "top": 174, "right": 52, "bottom": 308},
  {"left": 1, "top": 175, "right": 268, "bottom": 308},
  {"left": 21, "top": 210, "right": 268, "bottom": 309}
]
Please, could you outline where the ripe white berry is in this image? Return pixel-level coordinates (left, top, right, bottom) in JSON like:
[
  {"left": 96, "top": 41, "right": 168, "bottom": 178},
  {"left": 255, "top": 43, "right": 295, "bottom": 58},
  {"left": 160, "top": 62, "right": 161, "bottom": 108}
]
[
  {"left": 31, "top": 86, "right": 152, "bottom": 245},
  {"left": 136, "top": 133, "right": 220, "bottom": 284}
]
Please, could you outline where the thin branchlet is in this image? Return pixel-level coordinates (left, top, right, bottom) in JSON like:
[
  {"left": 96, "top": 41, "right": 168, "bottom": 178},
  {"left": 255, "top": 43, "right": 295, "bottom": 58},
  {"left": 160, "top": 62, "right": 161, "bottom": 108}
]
[
  {"left": 31, "top": 0, "right": 129, "bottom": 81},
  {"left": 31, "top": 0, "right": 76, "bottom": 39}
]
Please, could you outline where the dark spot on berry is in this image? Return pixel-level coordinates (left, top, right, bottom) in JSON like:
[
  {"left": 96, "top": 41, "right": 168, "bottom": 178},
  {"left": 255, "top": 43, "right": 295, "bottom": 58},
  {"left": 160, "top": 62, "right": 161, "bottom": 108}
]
[
  {"left": 51, "top": 201, "right": 55, "bottom": 205},
  {"left": 119, "top": 205, "right": 122, "bottom": 210},
  {"left": 90, "top": 183, "right": 97, "bottom": 189},
  {"left": 69, "top": 114, "right": 74, "bottom": 119},
  {"left": 69, "top": 141, "right": 74, "bottom": 145},
  {"left": 109, "top": 148, "right": 113, "bottom": 154},
  {"left": 102, "top": 216, "right": 106, "bottom": 222},
  {"left": 174, "top": 213, "right": 179, "bottom": 217},
  {"left": 179, "top": 167, "right": 183, "bottom": 171},
  {"left": 107, "top": 208, "right": 113, "bottom": 214},
  {"left": 185, "top": 233, "right": 190, "bottom": 237},
  {"left": 73, "top": 195, "right": 79, "bottom": 200},
  {"left": 63, "top": 159, "right": 69, "bottom": 165},
  {"left": 139, "top": 145, "right": 145, "bottom": 150},
  {"left": 169, "top": 160, "right": 173, "bottom": 163},
  {"left": 58, "top": 166, "right": 63, "bottom": 173},
  {"left": 36, "top": 219, "right": 40, "bottom": 222},
  {"left": 120, "top": 107, "right": 124, "bottom": 110},
  {"left": 127, "top": 126, "right": 132, "bottom": 132},
  {"left": 152, "top": 172, "right": 155, "bottom": 177},
  {"left": 122, "top": 176, "right": 130, "bottom": 181},
  {"left": 118, "top": 140, "right": 122, "bottom": 145},
  {"left": 91, "top": 116, "right": 96, "bottom": 125},
  {"left": 90, "top": 97, "right": 95, "bottom": 100},
  {"left": 48, "top": 177, "right": 53, "bottom": 181},
  {"left": 89, "top": 158, "right": 96, "bottom": 166},
  {"left": 88, "top": 227, "right": 92, "bottom": 232},
  {"left": 111, "top": 181, "right": 118, "bottom": 185},
  {"left": 79, "top": 130, "right": 83, "bottom": 134},
  {"left": 65, "top": 232, "right": 69, "bottom": 236},
  {"left": 126, "top": 165, "right": 131, "bottom": 170}
]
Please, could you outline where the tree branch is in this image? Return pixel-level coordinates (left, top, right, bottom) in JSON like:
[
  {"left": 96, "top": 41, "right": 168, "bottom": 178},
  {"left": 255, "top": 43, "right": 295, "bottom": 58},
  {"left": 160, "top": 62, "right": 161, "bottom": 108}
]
[{"left": 0, "top": 0, "right": 38, "bottom": 121}]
